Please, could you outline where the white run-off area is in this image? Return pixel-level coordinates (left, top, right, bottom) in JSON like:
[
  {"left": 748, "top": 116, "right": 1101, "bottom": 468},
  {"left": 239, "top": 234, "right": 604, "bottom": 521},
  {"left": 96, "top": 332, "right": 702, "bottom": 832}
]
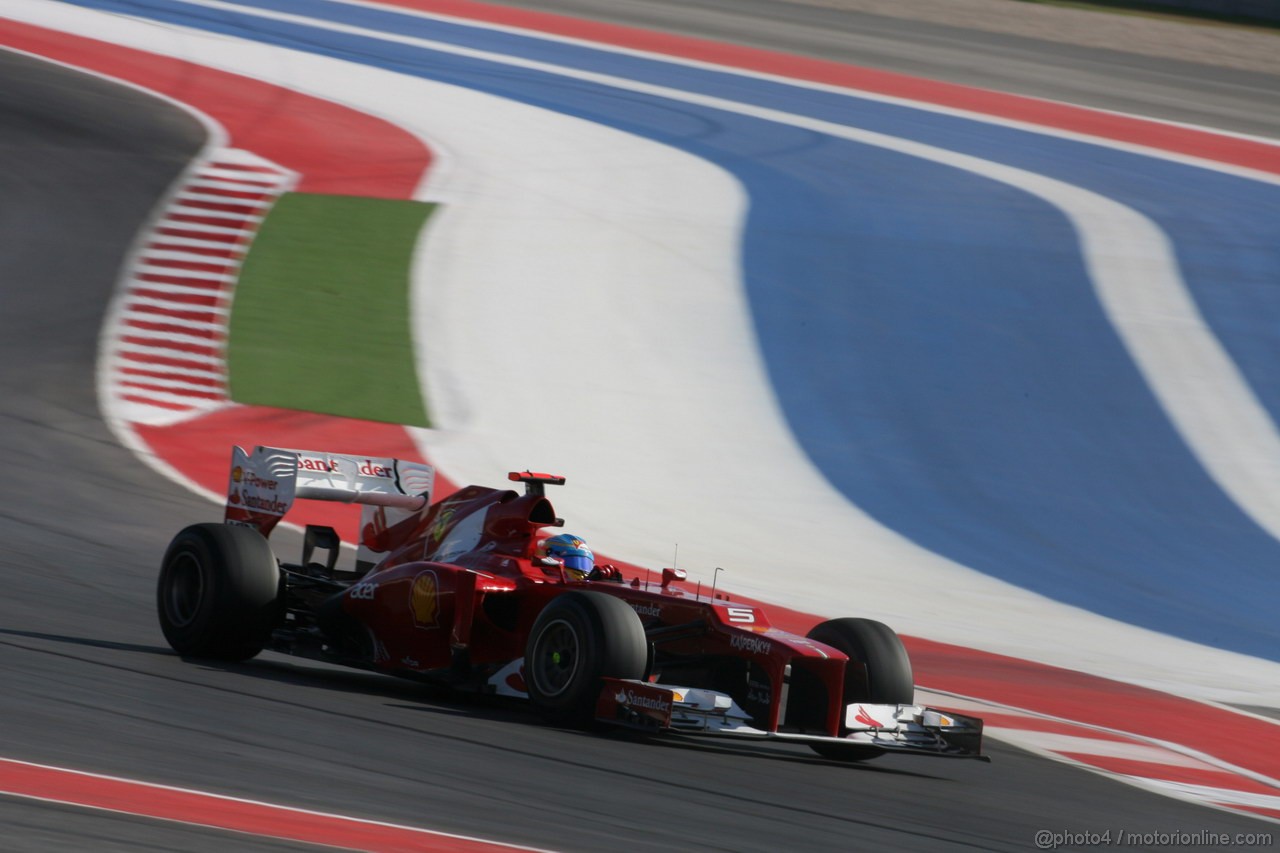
[{"left": 13, "top": 0, "right": 1280, "bottom": 707}]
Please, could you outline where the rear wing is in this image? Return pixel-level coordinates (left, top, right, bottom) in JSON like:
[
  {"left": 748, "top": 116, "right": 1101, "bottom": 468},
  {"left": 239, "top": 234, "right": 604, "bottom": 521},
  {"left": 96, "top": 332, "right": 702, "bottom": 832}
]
[{"left": 224, "top": 445, "right": 435, "bottom": 536}]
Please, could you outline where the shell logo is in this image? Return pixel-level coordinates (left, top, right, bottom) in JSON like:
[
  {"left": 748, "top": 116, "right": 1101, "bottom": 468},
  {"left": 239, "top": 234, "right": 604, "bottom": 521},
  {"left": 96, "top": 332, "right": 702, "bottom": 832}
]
[
  {"left": 231, "top": 466, "right": 243, "bottom": 483},
  {"left": 410, "top": 570, "right": 440, "bottom": 628},
  {"left": 428, "top": 507, "right": 456, "bottom": 545}
]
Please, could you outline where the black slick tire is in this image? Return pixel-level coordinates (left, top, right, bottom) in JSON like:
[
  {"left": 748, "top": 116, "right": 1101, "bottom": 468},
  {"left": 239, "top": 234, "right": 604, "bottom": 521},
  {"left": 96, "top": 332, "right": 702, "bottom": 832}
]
[
  {"left": 157, "top": 523, "right": 281, "bottom": 661},
  {"left": 806, "top": 617, "right": 915, "bottom": 761},
  {"left": 524, "top": 591, "right": 647, "bottom": 725}
]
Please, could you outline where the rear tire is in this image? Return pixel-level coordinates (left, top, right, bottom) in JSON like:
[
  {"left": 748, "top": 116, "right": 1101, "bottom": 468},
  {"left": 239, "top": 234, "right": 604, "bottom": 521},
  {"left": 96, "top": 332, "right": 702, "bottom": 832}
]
[
  {"left": 525, "top": 591, "right": 647, "bottom": 725},
  {"left": 157, "top": 523, "right": 281, "bottom": 661},
  {"left": 805, "top": 617, "right": 914, "bottom": 761}
]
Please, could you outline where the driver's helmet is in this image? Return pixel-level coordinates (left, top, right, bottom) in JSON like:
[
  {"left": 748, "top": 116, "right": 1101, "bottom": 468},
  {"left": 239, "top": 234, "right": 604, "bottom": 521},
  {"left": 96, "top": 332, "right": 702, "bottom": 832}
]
[{"left": 539, "top": 533, "right": 594, "bottom": 580}]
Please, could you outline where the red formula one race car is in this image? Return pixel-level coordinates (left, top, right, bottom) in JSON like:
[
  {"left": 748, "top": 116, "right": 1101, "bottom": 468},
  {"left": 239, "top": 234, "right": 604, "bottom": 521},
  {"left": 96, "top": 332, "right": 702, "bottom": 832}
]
[{"left": 157, "top": 446, "right": 985, "bottom": 762}]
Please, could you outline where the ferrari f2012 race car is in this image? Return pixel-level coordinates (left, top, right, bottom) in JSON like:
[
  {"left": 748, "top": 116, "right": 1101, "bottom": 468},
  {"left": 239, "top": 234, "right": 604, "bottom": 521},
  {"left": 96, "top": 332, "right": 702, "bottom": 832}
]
[{"left": 157, "top": 446, "right": 985, "bottom": 762}]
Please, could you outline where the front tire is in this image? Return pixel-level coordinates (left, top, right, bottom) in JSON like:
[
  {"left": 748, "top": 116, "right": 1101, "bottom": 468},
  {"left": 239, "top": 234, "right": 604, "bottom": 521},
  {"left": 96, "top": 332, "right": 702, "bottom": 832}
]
[
  {"left": 806, "top": 617, "right": 914, "bottom": 761},
  {"left": 525, "top": 591, "right": 647, "bottom": 725},
  {"left": 157, "top": 523, "right": 281, "bottom": 660}
]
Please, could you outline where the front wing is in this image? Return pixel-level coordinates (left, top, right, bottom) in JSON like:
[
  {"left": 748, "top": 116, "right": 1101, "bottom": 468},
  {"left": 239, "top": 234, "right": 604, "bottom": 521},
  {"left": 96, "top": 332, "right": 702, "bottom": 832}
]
[{"left": 596, "top": 678, "right": 987, "bottom": 760}]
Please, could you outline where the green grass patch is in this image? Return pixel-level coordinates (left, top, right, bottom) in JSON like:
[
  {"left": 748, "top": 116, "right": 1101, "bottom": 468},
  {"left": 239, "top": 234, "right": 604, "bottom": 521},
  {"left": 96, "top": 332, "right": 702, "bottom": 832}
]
[{"left": 228, "top": 193, "right": 436, "bottom": 427}]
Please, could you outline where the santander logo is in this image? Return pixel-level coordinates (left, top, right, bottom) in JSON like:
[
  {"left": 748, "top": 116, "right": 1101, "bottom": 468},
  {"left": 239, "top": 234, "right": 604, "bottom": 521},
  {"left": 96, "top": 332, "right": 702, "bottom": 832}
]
[
  {"left": 358, "top": 459, "right": 394, "bottom": 478},
  {"left": 618, "top": 688, "right": 671, "bottom": 714},
  {"left": 297, "top": 456, "right": 339, "bottom": 473}
]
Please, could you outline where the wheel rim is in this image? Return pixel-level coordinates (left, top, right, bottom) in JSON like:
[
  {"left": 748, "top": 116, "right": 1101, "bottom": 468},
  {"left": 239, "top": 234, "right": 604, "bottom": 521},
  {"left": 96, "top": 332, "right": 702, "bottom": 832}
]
[
  {"left": 531, "top": 618, "right": 580, "bottom": 699},
  {"left": 165, "top": 551, "right": 204, "bottom": 628}
]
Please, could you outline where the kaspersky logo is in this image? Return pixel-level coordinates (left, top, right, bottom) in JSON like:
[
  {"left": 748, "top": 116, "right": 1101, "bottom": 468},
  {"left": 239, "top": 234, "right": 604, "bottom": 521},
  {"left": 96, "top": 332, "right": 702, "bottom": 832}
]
[{"left": 730, "top": 634, "right": 772, "bottom": 655}]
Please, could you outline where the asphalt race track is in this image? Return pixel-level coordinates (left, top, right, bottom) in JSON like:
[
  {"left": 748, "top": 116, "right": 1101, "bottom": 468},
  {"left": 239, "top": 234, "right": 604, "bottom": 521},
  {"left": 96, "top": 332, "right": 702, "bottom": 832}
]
[{"left": 1, "top": 7, "right": 1278, "bottom": 853}]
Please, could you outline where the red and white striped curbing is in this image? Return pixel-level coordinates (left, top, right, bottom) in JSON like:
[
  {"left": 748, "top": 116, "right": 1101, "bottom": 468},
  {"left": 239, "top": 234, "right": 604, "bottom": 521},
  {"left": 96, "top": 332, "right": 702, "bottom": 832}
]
[
  {"left": 917, "top": 690, "right": 1280, "bottom": 823},
  {"left": 0, "top": 757, "right": 550, "bottom": 853},
  {"left": 107, "top": 148, "right": 295, "bottom": 426}
]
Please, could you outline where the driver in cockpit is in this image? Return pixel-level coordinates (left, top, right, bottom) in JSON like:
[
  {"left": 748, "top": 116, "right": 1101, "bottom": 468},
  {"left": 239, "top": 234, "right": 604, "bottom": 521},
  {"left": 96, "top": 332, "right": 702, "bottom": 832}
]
[{"left": 538, "top": 533, "right": 623, "bottom": 582}]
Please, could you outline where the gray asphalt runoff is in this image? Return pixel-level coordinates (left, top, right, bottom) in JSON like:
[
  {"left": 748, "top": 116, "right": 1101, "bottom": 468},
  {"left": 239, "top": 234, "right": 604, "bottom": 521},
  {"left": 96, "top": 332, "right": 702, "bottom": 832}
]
[
  {"left": 485, "top": 0, "right": 1280, "bottom": 140},
  {"left": 0, "top": 7, "right": 1276, "bottom": 852}
]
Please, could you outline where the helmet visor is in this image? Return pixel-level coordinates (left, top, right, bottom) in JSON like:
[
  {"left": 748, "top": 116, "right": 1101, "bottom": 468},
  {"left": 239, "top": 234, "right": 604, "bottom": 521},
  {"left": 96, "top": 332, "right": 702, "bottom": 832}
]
[{"left": 560, "top": 553, "right": 594, "bottom": 575}]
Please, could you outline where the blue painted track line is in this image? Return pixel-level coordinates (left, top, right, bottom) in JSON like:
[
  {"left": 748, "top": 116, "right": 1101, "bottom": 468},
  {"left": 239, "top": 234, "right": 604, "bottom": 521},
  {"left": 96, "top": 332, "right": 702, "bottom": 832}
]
[
  {"left": 225, "top": 0, "right": 1280, "bottom": 435},
  {"left": 60, "top": 0, "right": 1280, "bottom": 661}
]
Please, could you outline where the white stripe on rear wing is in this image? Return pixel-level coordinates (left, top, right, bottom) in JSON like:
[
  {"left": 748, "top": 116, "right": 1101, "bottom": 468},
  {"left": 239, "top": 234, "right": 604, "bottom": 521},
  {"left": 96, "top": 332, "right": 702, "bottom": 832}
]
[{"left": 225, "top": 445, "right": 434, "bottom": 535}]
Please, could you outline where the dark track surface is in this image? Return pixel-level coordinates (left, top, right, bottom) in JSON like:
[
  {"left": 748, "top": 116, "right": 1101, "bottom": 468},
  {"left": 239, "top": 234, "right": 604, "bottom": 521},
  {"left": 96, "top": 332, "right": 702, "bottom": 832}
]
[{"left": 1, "top": 11, "right": 1276, "bottom": 853}]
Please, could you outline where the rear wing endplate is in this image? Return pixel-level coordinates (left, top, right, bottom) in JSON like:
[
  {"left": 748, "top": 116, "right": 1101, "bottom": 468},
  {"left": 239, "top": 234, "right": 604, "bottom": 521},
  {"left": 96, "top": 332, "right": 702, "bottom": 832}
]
[{"left": 224, "top": 445, "right": 435, "bottom": 536}]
